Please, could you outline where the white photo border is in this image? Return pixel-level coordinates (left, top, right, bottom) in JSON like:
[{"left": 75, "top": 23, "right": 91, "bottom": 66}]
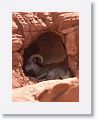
[{"left": 0, "top": 0, "right": 91, "bottom": 114}]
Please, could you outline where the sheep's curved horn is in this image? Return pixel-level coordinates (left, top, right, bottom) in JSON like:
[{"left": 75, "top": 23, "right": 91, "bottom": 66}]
[{"left": 29, "top": 54, "right": 44, "bottom": 64}]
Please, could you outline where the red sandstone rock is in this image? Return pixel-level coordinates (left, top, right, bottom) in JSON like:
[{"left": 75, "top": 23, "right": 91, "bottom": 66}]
[
  {"left": 12, "top": 37, "right": 23, "bottom": 52},
  {"left": 12, "top": 52, "right": 23, "bottom": 68},
  {"left": 68, "top": 55, "right": 79, "bottom": 76},
  {"left": 13, "top": 12, "right": 30, "bottom": 32},
  {"left": 12, "top": 69, "right": 29, "bottom": 88},
  {"left": 12, "top": 77, "right": 79, "bottom": 102},
  {"left": 12, "top": 21, "right": 18, "bottom": 33},
  {"left": 12, "top": 12, "right": 79, "bottom": 102},
  {"left": 57, "top": 12, "right": 79, "bottom": 31},
  {"left": 12, "top": 12, "right": 79, "bottom": 48},
  {"left": 66, "top": 31, "right": 78, "bottom": 56},
  {"left": 37, "top": 32, "right": 67, "bottom": 64}
]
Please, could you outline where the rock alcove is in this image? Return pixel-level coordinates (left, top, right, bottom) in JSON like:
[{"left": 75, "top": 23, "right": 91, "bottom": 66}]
[
  {"left": 23, "top": 32, "right": 72, "bottom": 81},
  {"left": 12, "top": 12, "right": 79, "bottom": 102}
]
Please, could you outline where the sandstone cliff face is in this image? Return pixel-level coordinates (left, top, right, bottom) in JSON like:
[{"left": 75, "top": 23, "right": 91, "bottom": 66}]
[{"left": 12, "top": 12, "right": 79, "bottom": 102}]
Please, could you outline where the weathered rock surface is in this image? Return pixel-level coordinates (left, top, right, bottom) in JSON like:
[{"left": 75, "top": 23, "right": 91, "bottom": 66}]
[
  {"left": 12, "top": 35, "right": 23, "bottom": 52},
  {"left": 12, "top": 12, "right": 79, "bottom": 102},
  {"left": 12, "top": 52, "right": 23, "bottom": 67},
  {"left": 12, "top": 77, "right": 79, "bottom": 102},
  {"left": 12, "top": 68, "right": 29, "bottom": 88},
  {"left": 12, "top": 12, "right": 79, "bottom": 48},
  {"left": 12, "top": 21, "right": 18, "bottom": 33}
]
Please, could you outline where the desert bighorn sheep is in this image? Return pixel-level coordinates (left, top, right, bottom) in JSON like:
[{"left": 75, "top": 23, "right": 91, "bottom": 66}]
[{"left": 25, "top": 54, "right": 44, "bottom": 76}]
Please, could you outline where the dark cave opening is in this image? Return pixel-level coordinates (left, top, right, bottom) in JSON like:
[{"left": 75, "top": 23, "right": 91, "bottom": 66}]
[{"left": 23, "top": 32, "right": 72, "bottom": 81}]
